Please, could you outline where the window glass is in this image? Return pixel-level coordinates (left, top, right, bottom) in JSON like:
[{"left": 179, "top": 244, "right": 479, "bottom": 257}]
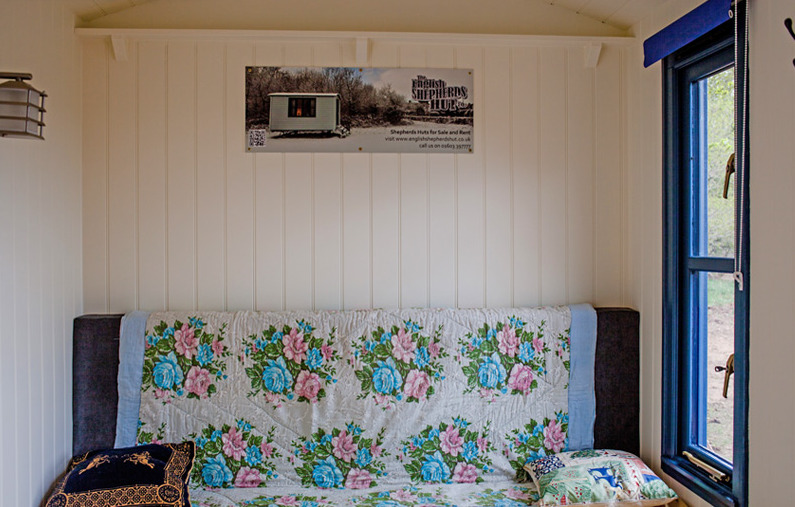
[
  {"left": 705, "top": 69, "right": 735, "bottom": 259},
  {"left": 288, "top": 97, "right": 316, "bottom": 118},
  {"left": 687, "top": 66, "right": 736, "bottom": 466},
  {"left": 706, "top": 272, "right": 734, "bottom": 462}
]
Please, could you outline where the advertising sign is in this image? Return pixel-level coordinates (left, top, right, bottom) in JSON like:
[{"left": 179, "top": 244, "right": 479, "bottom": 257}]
[{"left": 245, "top": 67, "right": 474, "bottom": 153}]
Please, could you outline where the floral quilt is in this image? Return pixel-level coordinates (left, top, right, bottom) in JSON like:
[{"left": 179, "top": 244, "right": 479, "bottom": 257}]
[
  {"left": 132, "top": 307, "right": 575, "bottom": 504},
  {"left": 191, "top": 483, "right": 539, "bottom": 507}
]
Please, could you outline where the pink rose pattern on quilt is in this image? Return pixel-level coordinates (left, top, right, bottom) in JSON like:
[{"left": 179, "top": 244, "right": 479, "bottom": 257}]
[
  {"left": 503, "top": 415, "right": 570, "bottom": 481},
  {"left": 291, "top": 423, "right": 389, "bottom": 489},
  {"left": 187, "top": 420, "right": 281, "bottom": 489},
  {"left": 397, "top": 417, "right": 496, "bottom": 485},
  {"left": 240, "top": 320, "right": 338, "bottom": 406},
  {"left": 457, "top": 316, "right": 570, "bottom": 401},
  {"left": 142, "top": 317, "right": 231, "bottom": 403},
  {"left": 350, "top": 320, "right": 448, "bottom": 410}
]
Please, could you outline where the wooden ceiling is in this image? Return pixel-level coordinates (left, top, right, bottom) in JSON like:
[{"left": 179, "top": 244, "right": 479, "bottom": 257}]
[
  {"left": 547, "top": 0, "right": 664, "bottom": 30},
  {"left": 65, "top": 0, "right": 154, "bottom": 22}
]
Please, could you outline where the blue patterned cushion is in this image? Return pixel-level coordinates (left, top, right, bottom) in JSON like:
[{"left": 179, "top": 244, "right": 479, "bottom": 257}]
[{"left": 45, "top": 442, "right": 194, "bottom": 507}]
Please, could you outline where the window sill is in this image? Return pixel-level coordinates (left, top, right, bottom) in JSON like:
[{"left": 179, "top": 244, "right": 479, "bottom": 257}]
[{"left": 661, "top": 455, "right": 737, "bottom": 507}]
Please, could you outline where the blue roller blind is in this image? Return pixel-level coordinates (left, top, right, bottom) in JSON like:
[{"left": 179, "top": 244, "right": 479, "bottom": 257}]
[{"left": 643, "top": 0, "right": 731, "bottom": 68}]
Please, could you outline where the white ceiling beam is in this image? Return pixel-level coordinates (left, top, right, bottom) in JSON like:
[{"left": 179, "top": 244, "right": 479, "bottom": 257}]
[{"left": 76, "top": 28, "right": 634, "bottom": 48}]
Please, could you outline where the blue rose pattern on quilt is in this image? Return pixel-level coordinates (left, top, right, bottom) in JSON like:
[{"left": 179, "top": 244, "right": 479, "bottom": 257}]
[
  {"left": 136, "top": 308, "right": 572, "bottom": 501},
  {"left": 457, "top": 317, "right": 567, "bottom": 402},
  {"left": 350, "top": 321, "right": 448, "bottom": 410},
  {"left": 186, "top": 420, "right": 281, "bottom": 489},
  {"left": 290, "top": 423, "right": 389, "bottom": 489},
  {"left": 397, "top": 417, "right": 495, "bottom": 485},
  {"left": 142, "top": 316, "right": 231, "bottom": 403},
  {"left": 240, "top": 321, "right": 338, "bottom": 407}
]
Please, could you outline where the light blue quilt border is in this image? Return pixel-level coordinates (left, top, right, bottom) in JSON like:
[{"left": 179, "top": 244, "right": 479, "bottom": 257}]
[
  {"left": 114, "top": 311, "right": 149, "bottom": 448},
  {"left": 568, "top": 303, "right": 597, "bottom": 451}
]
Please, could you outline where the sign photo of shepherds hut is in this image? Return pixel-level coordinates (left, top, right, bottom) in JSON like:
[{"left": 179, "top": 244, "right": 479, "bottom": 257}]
[
  {"left": 246, "top": 67, "right": 473, "bottom": 154},
  {"left": 268, "top": 93, "right": 348, "bottom": 138}
]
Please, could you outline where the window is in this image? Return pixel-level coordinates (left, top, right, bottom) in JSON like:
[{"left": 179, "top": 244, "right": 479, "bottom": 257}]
[
  {"left": 662, "top": 14, "right": 749, "bottom": 507},
  {"left": 288, "top": 97, "right": 316, "bottom": 118}
]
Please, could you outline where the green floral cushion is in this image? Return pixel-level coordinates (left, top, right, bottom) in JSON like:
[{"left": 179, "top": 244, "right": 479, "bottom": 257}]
[{"left": 524, "top": 449, "right": 677, "bottom": 506}]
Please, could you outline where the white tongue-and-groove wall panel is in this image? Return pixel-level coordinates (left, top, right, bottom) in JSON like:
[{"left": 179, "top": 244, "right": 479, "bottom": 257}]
[{"left": 81, "top": 35, "right": 631, "bottom": 313}]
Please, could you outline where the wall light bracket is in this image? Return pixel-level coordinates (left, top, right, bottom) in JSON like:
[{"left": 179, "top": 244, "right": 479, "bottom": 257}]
[{"left": 0, "top": 72, "right": 46, "bottom": 140}]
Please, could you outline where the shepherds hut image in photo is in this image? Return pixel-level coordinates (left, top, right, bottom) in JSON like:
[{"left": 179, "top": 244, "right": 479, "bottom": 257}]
[
  {"left": 267, "top": 92, "right": 349, "bottom": 138},
  {"left": 246, "top": 66, "right": 473, "bottom": 153}
]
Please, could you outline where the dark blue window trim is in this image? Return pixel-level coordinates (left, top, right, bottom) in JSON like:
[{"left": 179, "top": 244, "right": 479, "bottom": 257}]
[{"left": 662, "top": 10, "right": 749, "bottom": 507}]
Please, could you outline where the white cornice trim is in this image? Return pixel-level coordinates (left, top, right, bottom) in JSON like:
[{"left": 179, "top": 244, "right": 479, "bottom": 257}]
[{"left": 75, "top": 28, "right": 636, "bottom": 47}]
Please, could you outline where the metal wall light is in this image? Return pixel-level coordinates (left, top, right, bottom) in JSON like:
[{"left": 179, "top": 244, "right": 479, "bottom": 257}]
[{"left": 0, "top": 72, "right": 46, "bottom": 140}]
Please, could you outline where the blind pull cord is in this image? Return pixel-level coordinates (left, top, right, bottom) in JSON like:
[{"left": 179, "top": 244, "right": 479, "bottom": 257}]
[{"left": 731, "top": 0, "right": 749, "bottom": 291}]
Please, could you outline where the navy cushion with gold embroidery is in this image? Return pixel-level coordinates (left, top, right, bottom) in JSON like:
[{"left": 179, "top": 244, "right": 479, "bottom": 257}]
[{"left": 46, "top": 442, "right": 194, "bottom": 507}]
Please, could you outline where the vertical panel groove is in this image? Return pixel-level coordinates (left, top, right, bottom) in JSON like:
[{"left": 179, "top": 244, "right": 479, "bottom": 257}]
[
  {"left": 222, "top": 43, "right": 228, "bottom": 310},
  {"left": 454, "top": 50, "right": 459, "bottom": 308},
  {"left": 164, "top": 44, "right": 169, "bottom": 309},
  {"left": 310, "top": 48, "right": 316, "bottom": 310},
  {"left": 11, "top": 154, "right": 19, "bottom": 507},
  {"left": 104, "top": 48, "right": 111, "bottom": 312},
  {"left": 480, "top": 48, "right": 487, "bottom": 307},
  {"left": 396, "top": 46, "right": 403, "bottom": 308},
  {"left": 425, "top": 51, "right": 431, "bottom": 309},
  {"left": 369, "top": 154, "right": 374, "bottom": 308},
  {"left": 535, "top": 48, "right": 543, "bottom": 304},
  {"left": 252, "top": 45, "right": 258, "bottom": 311},
  {"left": 252, "top": 154, "right": 257, "bottom": 311},
  {"left": 193, "top": 41, "right": 199, "bottom": 310},
  {"left": 563, "top": 50, "right": 570, "bottom": 303},
  {"left": 281, "top": 153, "right": 287, "bottom": 310},
  {"left": 397, "top": 157, "right": 403, "bottom": 307},
  {"left": 135, "top": 44, "right": 140, "bottom": 310},
  {"left": 311, "top": 154, "right": 316, "bottom": 310},
  {"left": 426, "top": 152, "right": 431, "bottom": 308},
  {"left": 281, "top": 47, "right": 287, "bottom": 311},
  {"left": 508, "top": 49, "right": 515, "bottom": 307},
  {"left": 619, "top": 48, "right": 627, "bottom": 307},
  {"left": 592, "top": 51, "right": 598, "bottom": 306},
  {"left": 340, "top": 153, "right": 346, "bottom": 309}
]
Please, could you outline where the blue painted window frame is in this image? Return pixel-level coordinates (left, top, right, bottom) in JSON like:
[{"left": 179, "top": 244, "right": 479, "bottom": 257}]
[{"left": 661, "top": 13, "right": 749, "bottom": 507}]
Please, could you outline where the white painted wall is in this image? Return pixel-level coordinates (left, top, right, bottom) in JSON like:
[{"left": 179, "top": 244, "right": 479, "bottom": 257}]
[
  {"left": 746, "top": 0, "right": 795, "bottom": 503},
  {"left": 0, "top": 1, "right": 84, "bottom": 506},
  {"left": 628, "top": 0, "right": 795, "bottom": 505},
  {"left": 80, "top": 32, "right": 633, "bottom": 314},
  {"left": 627, "top": 2, "right": 723, "bottom": 506}
]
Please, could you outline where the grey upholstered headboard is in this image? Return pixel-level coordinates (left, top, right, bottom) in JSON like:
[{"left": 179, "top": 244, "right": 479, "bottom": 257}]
[{"left": 72, "top": 308, "right": 639, "bottom": 456}]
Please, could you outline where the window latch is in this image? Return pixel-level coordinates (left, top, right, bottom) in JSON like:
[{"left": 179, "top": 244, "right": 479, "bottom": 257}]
[
  {"left": 683, "top": 451, "right": 730, "bottom": 483},
  {"left": 714, "top": 353, "right": 735, "bottom": 398},
  {"left": 722, "top": 152, "right": 735, "bottom": 199}
]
